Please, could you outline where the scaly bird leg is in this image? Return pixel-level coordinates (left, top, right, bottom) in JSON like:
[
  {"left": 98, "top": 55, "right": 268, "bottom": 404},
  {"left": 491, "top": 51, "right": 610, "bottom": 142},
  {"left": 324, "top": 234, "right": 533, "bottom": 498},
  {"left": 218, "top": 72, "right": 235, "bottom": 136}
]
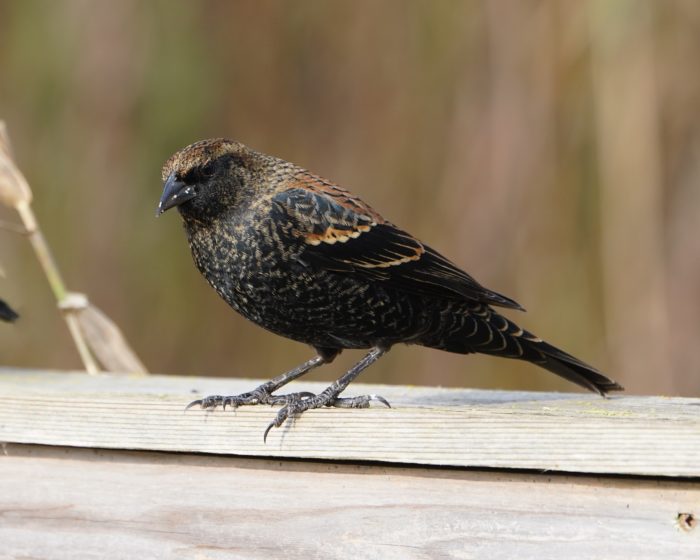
[
  {"left": 264, "top": 346, "right": 390, "bottom": 442},
  {"left": 185, "top": 354, "right": 327, "bottom": 412}
]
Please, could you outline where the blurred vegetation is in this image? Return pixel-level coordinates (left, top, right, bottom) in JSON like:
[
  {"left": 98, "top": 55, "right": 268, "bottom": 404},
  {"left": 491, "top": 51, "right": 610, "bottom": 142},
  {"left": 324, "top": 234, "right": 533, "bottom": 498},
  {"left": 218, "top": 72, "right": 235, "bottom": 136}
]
[{"left": 0, "top": 0, "right": 698, "bottom": 395}]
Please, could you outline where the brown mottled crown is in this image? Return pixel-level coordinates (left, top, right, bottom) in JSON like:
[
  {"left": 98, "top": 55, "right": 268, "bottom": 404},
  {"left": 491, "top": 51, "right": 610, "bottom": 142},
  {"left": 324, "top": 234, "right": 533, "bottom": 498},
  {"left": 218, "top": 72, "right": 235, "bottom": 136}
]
[{"left": 161, "top": 138, "right": 247, "bottom": 181}]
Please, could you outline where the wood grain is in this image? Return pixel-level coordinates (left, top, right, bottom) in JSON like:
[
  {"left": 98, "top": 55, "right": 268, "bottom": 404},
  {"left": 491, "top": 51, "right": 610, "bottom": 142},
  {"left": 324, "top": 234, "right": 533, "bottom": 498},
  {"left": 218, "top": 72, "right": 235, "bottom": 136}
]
[
  {"left": 1, "top": 368, "right": 699, "bottom": 477},
  {"left": 0, "top": 444, "right": 698, "bottom": 560}
]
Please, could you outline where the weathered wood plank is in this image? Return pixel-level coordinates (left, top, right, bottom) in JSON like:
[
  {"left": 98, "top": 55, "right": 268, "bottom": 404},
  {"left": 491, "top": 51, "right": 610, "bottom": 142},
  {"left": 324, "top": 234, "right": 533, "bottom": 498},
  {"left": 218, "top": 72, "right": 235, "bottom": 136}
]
[
  {"left": 0, "top": 368, "right": 699, "bottom": 476},
  {"left": 0, "top": 444, "right": 698, "bottom": 559}
]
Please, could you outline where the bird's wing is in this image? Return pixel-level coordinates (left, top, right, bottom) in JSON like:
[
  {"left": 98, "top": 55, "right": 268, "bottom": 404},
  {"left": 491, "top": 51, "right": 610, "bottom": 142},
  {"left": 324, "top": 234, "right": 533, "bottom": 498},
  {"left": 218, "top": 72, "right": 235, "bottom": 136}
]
[{"left": 271, "top": 178, "right": 523, "bottom": 310}]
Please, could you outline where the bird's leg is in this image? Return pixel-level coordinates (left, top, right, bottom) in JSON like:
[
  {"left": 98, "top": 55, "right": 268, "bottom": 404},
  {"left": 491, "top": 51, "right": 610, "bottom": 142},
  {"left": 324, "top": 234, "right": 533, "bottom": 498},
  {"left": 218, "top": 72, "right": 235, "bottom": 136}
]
[
  {"left": 264, "top": 346, "right": 390, "bottom": 441},
  {"left": 186, "top": 354, "right": 327, "bottom": 411}
]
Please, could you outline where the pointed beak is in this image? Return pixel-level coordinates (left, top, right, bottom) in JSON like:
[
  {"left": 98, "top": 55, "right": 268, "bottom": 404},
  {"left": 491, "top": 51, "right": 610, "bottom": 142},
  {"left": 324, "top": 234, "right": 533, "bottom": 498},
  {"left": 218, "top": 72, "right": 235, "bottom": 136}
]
[{"left": 156, "top": 173, "right": 196, "bottom": 217}]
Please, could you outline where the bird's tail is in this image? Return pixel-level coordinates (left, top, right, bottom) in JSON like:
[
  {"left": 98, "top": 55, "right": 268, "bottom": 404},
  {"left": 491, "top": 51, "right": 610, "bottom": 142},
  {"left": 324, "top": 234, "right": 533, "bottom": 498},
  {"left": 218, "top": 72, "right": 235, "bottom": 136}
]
[
  {"left": 438, "top": 304, "right": 623, "bottom": 395},
  {"left": 520, "top": 337, "right": 623, "bottom": 396}
]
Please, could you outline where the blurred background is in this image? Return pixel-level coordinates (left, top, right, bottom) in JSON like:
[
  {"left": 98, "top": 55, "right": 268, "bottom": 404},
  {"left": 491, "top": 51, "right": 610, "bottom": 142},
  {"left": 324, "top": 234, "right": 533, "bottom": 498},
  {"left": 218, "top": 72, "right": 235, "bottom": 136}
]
[{"left": 0, "top": 0, "right": 698, "bottom": 396}]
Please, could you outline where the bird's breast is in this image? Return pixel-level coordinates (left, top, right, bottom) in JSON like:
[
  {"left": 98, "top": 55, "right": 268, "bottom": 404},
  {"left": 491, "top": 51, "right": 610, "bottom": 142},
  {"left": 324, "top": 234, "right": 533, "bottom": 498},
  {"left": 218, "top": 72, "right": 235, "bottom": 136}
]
[
  {"left": 182, "top": 218, "right": 437, "bottom": 349},
  {"left": 185, "top": 219, "right": 311, "bottom": 321}
]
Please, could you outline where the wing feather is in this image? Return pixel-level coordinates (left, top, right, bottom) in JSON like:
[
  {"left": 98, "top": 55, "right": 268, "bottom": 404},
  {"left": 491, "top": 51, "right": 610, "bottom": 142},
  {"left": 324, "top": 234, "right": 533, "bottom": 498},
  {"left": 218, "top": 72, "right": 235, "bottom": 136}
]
[{"left": 272, "top": 177, "right": 524, "bottom": 310}]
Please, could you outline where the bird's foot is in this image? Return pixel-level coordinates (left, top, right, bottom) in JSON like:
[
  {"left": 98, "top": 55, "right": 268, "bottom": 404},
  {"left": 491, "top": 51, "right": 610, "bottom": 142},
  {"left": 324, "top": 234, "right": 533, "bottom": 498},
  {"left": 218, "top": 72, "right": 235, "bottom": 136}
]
[
  {"left": 185, "top": 383, "right": 315, "bottom": 412},
  {"left": 263, "top": 390, "right": 390, "bottom": 442}
]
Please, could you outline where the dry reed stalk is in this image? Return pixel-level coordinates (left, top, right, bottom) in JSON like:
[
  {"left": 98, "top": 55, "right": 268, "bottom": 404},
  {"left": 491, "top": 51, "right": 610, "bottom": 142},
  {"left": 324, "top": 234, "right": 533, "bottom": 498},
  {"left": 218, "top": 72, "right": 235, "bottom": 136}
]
[{"left": 0, "top": 121, "right": 147, "bottom": 374}]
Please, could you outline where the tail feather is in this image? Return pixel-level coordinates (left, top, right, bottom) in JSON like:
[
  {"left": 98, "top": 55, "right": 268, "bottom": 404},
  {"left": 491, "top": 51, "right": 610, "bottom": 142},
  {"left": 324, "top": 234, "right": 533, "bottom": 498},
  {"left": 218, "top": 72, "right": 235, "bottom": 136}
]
[
  {"left": 528, "top": 339, "right": 623, "bottom": 396},
  {"left": 456, "top": 306, "right": 623, "bottom": 395}
]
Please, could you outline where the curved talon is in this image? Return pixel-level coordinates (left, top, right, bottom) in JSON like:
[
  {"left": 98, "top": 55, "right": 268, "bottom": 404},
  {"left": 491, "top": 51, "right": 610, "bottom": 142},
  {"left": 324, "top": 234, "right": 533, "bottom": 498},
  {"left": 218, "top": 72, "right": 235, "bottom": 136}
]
[
  {"left": 326, "top": 394, "right": 392, "bottom": 409},
  {"left": 263, "top": 407, "right": 289, "bottom": 443},
  {"left": 372, "top": 394, "right": 391, "bottom": 408},
  {"left": 185, "top": 396, "right": 225, "bottom": 411},
  {"left": 263, "top": 421, "right": 275, "bottom": 443},
  {"left": 184, "top": 399, "right": 203, "bottom": 412}
]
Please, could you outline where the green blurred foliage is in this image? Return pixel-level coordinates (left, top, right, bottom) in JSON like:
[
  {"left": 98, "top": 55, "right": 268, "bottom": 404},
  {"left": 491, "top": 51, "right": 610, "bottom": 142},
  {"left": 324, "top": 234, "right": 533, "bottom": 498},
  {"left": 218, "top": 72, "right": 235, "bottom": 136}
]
[{"left": 0, "top": 0, "right": 698, "bottom": 395}]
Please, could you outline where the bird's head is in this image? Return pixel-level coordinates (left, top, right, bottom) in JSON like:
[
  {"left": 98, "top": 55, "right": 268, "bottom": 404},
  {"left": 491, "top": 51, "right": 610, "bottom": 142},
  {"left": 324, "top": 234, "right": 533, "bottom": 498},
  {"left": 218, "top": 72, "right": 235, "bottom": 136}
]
[{"left": 157, "top": 138, "right": 261, "bottom": 221}]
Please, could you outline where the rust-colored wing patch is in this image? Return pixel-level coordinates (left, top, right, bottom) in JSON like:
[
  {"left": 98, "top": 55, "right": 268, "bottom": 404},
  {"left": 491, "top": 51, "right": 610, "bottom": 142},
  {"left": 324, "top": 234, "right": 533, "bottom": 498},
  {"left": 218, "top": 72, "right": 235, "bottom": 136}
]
[
  {"left": 273, "top": 184, "right": 425, "bottom": 272},
  {"left": 305, "top": 223, "right": 373, "bottom": 246},
  {"left": 288, "top": 171, "right": 385, "bottom": 224}
]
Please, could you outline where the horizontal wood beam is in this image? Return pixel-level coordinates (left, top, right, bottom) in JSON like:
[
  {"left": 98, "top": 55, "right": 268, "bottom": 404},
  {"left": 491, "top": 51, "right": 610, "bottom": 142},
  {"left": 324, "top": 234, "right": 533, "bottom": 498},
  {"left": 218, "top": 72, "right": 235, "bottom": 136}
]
[
  {"left": 0, "top": 368, "right": 698, "bottom": 477},
  {"left": 1, "top": 444, "right": 698, "bottom": 559}
]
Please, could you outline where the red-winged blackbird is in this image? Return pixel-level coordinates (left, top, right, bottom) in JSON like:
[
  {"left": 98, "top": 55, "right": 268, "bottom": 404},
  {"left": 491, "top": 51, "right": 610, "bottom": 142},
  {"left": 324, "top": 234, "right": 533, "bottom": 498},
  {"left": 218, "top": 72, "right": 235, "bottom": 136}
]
[
  {"left": 158, "top": 139, "right": 622, "bottom": 439},
  {"left": 0, "top": 298, "right": 18, "bottom": 322}
]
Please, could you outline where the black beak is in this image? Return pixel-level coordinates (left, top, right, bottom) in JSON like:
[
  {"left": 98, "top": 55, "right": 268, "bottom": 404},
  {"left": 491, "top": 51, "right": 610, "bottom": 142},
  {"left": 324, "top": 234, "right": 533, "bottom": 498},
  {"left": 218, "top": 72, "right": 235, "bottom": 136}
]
[{"left": 156, "top": 173, "right": 196, "bottom": 217}]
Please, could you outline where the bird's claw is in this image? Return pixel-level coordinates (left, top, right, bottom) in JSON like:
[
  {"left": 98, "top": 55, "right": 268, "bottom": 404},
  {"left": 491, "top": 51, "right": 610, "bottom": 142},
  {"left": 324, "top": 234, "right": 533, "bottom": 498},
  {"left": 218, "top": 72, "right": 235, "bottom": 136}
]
[
  {"left": 184, "top": 399, "right": 203, "bottom": 412},
  {"left": 329, "top": 394, "right": 391, "bottom": 409},
  {"left": 184, "top": 388, "right": 267, "bottom": 412},
  {"left": 262, "top": 392, "right": 391, "bottom": 442},
  {"left": 263, "top": 408, "right": 289, "bottom": 443},
  {"left": 373, "top": 395, "right": 392, "bottom": 408},
  {"left": 184, "top": 388, "right": 317, "bottom": 413},
  {"left": 184, "top": 395, "right": 224, "bottom": 411},
  {"left": 263, "top": 392, "right": 308, "bottom": 443},
  {"left": 185, "top": 386, "right": 390, "bottom": 443}
]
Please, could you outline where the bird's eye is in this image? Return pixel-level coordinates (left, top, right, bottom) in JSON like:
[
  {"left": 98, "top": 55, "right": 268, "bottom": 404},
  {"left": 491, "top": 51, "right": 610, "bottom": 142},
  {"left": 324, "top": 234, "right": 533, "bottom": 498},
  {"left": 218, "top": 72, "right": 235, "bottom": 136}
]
[{"left": 200, "top": 161, "right": 216, "bottom": 178}]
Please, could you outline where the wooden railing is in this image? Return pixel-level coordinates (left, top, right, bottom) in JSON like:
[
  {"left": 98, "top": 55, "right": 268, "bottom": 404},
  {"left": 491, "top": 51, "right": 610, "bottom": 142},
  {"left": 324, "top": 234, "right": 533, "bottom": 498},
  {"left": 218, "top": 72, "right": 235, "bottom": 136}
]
[{"left": 1, "top": 368, "right": 698, "bottom": 558}]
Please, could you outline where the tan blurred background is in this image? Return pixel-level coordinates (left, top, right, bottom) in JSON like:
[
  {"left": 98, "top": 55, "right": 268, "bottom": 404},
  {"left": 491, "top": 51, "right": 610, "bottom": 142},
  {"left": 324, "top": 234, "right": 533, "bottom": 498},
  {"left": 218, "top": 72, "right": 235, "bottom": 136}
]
[{"left": 0, "top": 0, "right": 698, "bottom": 396}]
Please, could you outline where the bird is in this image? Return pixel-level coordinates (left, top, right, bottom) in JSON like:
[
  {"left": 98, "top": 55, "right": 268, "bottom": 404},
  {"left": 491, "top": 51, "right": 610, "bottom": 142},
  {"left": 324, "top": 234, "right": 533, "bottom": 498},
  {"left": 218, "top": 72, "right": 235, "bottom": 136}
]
[
  {"left": 158, "top": 138, "right": 623, "bottom": 440},
  {"left": 0, "top": 298, "right": 18, "bottom": 323}
]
